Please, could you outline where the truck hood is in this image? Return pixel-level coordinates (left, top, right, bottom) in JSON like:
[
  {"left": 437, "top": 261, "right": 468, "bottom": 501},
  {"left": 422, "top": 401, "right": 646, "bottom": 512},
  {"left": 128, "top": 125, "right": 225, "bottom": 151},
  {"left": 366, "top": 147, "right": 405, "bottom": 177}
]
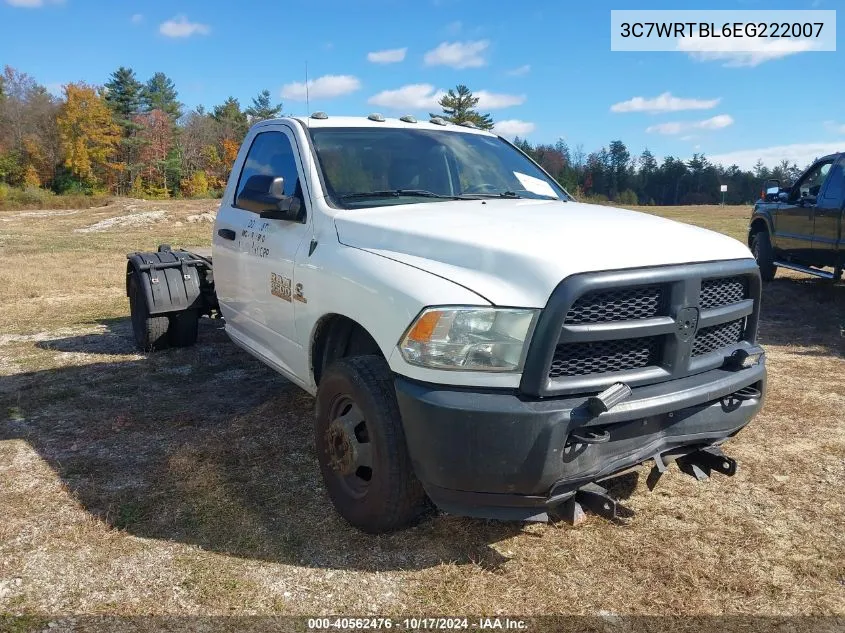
[{"left": 334, "top": 199, "right": 753, "bottom": 307}]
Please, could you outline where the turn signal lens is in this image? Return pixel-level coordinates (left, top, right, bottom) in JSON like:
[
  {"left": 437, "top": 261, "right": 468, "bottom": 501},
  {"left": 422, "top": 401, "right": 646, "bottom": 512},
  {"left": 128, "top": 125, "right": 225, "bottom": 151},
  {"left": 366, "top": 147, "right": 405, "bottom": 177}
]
[{"left": 406, "top": 310, "right": 442, "bottom": 342}]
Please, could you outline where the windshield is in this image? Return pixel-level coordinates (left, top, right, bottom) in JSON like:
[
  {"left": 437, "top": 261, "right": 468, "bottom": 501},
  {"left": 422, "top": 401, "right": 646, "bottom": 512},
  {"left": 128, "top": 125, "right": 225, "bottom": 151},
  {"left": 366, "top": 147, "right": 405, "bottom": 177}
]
[{"left": 308, "top": 127, "right": 570, "bottom": 209}]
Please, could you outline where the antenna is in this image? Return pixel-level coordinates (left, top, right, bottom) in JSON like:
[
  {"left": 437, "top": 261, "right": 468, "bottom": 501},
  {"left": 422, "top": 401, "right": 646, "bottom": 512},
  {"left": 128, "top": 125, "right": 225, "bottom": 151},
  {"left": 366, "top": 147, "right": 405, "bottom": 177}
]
[{"left": 305, "top": 61, "right": 310, "bottom": 121}]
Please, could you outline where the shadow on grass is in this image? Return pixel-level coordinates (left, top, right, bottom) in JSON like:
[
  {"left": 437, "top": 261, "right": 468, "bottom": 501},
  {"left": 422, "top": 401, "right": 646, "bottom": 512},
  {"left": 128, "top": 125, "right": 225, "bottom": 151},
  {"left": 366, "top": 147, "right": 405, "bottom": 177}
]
[
  {"left": 757, "top": 277, "right": 845, "bottom": 357},
  {"left": 5, "top": 318, "right": 526, "bottom": 571},
  {"left": 5, "top": 276, "right": 840, "bottom": 571}
]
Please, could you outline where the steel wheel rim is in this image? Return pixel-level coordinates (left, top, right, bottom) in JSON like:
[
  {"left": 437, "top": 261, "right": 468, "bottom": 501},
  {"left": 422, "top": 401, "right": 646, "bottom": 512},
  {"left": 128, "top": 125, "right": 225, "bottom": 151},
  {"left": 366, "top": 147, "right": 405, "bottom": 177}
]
[{"left": 325, "top": 394, "right": 374, "bottom": 499}]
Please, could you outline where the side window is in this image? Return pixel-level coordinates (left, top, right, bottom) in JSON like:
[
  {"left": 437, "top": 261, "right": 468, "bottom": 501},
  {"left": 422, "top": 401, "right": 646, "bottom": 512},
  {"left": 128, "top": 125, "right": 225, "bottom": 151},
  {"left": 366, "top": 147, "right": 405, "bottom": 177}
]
[
  {"left": 821, "top": 161, "right": 844, "bottom": 204},
  {"left": 235, "top": 131, "right": 301, "bottom": 208},
  {"left": 790, "top": 160, "right": 833, "bottom": 202}
]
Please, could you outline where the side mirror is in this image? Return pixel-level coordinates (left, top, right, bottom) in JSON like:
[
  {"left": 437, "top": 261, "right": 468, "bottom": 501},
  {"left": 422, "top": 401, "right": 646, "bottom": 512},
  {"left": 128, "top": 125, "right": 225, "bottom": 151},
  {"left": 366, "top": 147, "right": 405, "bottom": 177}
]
[
  {"left": 777, "top": 191, "right": 789, "bottom": 202},
  {"left": 761, "top": 178, "right": 780, "bottom": 201},
  {"left": 237, "top": 175, "right": 304, "bottom": 221}
]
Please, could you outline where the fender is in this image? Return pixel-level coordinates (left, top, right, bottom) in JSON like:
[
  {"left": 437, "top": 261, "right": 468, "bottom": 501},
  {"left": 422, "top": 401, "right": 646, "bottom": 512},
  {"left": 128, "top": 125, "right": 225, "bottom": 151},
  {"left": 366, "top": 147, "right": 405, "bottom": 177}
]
[
  {"left": 747, "top": 205, "right": 775, "bottom": 247},
  {"left": 125, "top": 246, "right": 213, "bottom": 316}
]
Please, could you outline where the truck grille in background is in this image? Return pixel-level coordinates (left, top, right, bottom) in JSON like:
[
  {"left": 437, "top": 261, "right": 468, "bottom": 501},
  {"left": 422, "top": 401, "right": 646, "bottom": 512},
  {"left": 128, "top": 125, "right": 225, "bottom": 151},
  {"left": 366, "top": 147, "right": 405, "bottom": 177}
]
[
  {"left": 550, "top": 337, "right": 660, "bottom": 377},
  {"left": 699, "top": 276, "right": 747, "bottom": 310},
  {"left": 523, "top": 264, "right": 761, "bottom": 396},
  {"left": 692, "top": 319, "right": 744, "bottom": 357},
  {"left": 564, "top": 286, "right": 664, "bottom": 324}
]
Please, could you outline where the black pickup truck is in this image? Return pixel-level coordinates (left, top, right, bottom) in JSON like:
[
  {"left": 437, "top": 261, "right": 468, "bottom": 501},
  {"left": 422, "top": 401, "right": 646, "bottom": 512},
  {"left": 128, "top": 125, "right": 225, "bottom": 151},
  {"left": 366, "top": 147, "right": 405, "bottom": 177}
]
[{"left": 749, "top": 152, "right": 844, "bottom": 281}]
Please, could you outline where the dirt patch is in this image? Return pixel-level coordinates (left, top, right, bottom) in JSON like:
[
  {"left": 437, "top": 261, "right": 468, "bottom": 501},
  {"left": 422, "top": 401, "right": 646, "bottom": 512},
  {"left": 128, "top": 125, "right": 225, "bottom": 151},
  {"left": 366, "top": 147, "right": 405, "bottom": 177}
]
[{"left": 75, "top": 210, "right": 168, "bottom": 233}]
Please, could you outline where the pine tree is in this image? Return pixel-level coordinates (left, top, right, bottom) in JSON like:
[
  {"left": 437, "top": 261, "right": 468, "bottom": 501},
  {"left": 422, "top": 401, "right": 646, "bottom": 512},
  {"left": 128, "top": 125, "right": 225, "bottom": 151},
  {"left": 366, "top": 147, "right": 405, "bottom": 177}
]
[
  {"left": 142, "top": 72, "right": 182, "bottom": 120},
  {"left": 104, "top": 67, "right": 143, "bottom": 122},
  {"left": 245, "top": 89, "right": 282, "bottom": 122},
  {"left": 213, "top": 97, "right": 249, "bottom": 142},
  {"left": 431, "top": 84, "right": 493, "bottom": 130}
]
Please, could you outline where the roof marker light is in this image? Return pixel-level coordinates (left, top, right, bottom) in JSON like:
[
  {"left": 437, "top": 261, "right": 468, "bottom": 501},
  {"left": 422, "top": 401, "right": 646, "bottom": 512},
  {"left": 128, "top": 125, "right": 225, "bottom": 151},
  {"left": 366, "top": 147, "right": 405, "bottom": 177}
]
[
  {"left": 400, "top": 115, "right": 418, "bottom": 123},
  {"left": 430, "top": 116, "right": 447, "bottom": 126},
  {"left": 310, "top": 111, "right": 328, "bottom": 119},
  {"left": 368, "top": 112, "right": 386, "bottom": 122},
  {"left": 459, "top": 121, "right": 478, "bottom": 129}
]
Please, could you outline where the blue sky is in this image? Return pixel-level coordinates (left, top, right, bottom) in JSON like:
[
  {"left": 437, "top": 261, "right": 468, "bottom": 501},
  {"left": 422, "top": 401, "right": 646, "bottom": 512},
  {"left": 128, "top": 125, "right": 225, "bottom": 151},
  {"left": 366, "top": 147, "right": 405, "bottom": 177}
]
[{"left": 1, "top": 0, "right": 842, "bottom": 169}]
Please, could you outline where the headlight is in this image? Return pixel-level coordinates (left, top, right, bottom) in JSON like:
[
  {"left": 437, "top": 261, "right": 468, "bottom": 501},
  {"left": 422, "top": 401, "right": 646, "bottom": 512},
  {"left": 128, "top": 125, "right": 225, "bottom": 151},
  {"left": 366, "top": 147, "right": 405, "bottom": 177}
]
[{"left": 399, "top": 307, "right": 538, "bottom": 372}]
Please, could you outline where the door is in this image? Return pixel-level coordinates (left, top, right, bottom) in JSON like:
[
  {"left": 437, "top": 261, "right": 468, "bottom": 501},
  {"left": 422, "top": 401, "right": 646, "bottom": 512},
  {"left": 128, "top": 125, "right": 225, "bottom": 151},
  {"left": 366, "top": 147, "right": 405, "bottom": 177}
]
[
  {"left": 213, "top": 185, "right": 255, "bottom": 335},
  {"left": 233, "top": 126, "right": 312, "bottom": 376},
  {"left": 813, "top": 157, "right": 845, "bottom": 259},
  {"left": 775, "top": 158, "right": 834, "bottom": 259}
]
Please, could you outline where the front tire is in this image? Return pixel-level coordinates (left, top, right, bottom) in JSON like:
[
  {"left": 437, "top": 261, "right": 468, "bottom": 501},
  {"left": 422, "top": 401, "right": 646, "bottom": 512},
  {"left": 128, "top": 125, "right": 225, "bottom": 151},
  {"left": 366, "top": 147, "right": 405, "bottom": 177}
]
[
  {"left": 315, "top": 355, "right": 428, "bottom": 533},
  {"left": 751, "top": 230, "right": 777, "bottom": 282}
]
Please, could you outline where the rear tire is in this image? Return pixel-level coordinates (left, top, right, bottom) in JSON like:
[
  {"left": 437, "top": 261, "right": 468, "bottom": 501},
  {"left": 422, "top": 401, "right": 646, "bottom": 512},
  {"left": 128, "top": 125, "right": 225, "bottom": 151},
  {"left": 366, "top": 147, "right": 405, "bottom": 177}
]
[
  {"left": 168, "top": 310, "right": 199, "bottom": 347},
  {"left": 128, "top": 275, "right": 169, "bottom": 351},
  {"left": 315, "top": 355, "right": 429, "bottom": 533},
  {"left": 751, "top": 230, "right": 777, "bottom": 282}
]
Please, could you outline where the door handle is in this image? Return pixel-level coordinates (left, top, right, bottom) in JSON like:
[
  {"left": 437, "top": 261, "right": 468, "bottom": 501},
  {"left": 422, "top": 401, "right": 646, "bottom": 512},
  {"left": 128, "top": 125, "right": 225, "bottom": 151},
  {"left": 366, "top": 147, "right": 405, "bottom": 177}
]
[{"left": 217, "top": 228, "right": 236, "bottom": 241}]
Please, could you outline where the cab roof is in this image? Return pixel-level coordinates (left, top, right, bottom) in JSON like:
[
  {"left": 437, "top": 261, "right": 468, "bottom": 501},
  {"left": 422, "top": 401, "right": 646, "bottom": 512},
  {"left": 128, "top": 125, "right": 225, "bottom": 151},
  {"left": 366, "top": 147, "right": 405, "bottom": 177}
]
[{"left": 260, "top": 115, "right": 498, "bottom": 136}]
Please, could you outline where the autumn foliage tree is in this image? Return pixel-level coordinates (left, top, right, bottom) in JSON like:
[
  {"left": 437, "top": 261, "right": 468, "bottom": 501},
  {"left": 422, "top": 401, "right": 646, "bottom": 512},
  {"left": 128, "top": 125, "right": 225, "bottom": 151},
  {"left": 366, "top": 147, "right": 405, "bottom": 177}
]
[
  {"left": 56, "top": 83, "right": 120, "bottom": 190},
  {"left": 133, "top": 108, "right": 174, "bottom": 196}
]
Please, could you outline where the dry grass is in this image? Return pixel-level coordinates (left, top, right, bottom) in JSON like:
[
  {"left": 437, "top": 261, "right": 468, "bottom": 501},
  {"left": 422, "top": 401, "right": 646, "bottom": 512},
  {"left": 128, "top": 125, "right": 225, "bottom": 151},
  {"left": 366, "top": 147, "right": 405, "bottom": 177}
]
[{"left": 0, "top": 201, "right": 843, "bottom": 626}]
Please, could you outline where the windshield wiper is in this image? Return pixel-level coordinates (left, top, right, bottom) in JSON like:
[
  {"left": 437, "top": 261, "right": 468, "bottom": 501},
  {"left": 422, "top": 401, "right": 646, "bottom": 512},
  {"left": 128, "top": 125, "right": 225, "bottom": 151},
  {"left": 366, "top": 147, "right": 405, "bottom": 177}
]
[
  {"left": 457, "top": 191, "right": 522, "bottom": 199},
  {"left": 339, "top": 189, "right": 465, "bottom": 200}
]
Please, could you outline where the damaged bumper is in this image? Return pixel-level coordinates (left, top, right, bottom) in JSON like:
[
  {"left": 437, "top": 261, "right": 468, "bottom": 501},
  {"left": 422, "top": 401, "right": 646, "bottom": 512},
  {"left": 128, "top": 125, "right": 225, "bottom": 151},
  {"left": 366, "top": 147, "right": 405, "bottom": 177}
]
[{"left": 395, "top": 359, "right": 765, "bottom": 522}]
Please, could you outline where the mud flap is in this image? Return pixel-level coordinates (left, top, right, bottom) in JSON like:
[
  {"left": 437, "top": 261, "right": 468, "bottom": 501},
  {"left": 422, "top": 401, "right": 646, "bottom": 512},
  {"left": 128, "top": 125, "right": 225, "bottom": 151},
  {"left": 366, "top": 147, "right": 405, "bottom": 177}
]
[{"left": 126, "top": 247, "right": 210, "bottom": 316}]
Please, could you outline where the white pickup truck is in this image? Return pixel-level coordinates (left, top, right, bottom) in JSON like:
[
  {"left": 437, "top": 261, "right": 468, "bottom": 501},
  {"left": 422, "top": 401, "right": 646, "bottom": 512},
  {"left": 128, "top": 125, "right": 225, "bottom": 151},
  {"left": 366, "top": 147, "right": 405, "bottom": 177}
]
[{"left": 126, "top": 114, "right": 766, "bottom": 533}]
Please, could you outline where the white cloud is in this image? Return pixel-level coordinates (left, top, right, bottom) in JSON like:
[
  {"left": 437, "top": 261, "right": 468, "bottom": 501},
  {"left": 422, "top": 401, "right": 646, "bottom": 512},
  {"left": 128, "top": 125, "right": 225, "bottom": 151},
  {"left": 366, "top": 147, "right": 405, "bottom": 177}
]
[
  {"left": 709, "top": 143, "right": 844, "bottom": 170},
  {"left": 367, "top": 48, "right": 407, "bottom": 64},
  {"left": 647, "top": 114, "right": 734, "bottom": 135},
  {"left": 367, "top": 85, "right": 523, "bottom": 111},
  {"left": 159, "top": 15, "right": 210, "bottom": 38},
  {"left": 424, "top": 40, "right": 489, "bottom": 69},
  {"left": 368, "top": 84, "right": 444, "bottom": 110},
  {"left": 282, "top": 74, "right": 361, "bottom": 101},
  {"left": 823, "top": 121, "right": 845, "bottom": 135},
  {"left": 611, "top": 92, "right": 720, "bottom": 114},
  {"left": 493, "top": 120, "right": 535, "bottom": 138},
  {"left": 505, "top": 64, "right": 531, "bottom": 77},
  {"left": 131, "top": 13, "right": 143, "bottom": 25},
  {"left": 475, "top": 90, "right": 525, "bottom": 109},
  {"left": 678, "top": 36, "right": 818, "bottom": 67},
  {"left": 4, "top": 0, "right": 63, "bottom": 7}
]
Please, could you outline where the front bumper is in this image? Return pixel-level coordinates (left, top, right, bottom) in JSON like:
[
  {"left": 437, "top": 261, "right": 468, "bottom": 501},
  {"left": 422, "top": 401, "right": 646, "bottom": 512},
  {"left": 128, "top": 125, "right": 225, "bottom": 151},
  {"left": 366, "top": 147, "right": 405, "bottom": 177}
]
[{"left": 395, "top": 361, "right": 766, "bottom": 521}]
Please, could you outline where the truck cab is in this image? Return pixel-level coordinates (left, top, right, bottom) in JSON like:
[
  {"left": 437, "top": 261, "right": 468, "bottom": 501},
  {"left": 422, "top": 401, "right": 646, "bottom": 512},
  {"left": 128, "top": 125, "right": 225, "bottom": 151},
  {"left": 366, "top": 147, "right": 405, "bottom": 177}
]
[
  {"left": 749, "top": 152, "right": 845, "bottom": 280},
  {"left": 127, "top": 114, "right": 767, "bottom": 533}
]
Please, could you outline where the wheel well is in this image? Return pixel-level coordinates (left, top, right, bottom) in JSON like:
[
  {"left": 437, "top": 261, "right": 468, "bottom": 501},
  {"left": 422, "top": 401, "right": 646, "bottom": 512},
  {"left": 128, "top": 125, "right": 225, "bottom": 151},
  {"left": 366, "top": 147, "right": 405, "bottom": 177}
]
[
  {"left": 748, "top": 218, "right": 769, "bottom": 246},
  {"left": 312, "top": 315, "right": 384, "bottom": 386}
]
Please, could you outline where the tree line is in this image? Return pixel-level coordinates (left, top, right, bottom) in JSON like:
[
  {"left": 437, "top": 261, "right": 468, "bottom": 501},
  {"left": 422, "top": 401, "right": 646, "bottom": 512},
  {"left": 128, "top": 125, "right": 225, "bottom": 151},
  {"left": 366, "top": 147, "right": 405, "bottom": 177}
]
[
  {"left": 0, "top": 65, "right": 805, "bottom": 205},
  {"left": 0, "top": 65, "right": 280, "bottom": 198}
]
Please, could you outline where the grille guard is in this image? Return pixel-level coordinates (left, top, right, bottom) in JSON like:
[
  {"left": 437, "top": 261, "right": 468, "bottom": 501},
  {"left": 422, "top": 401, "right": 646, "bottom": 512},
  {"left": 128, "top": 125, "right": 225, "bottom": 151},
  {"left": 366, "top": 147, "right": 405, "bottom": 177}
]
[{"left": 519, "top": 259, "right": 762, "bottom": 397}]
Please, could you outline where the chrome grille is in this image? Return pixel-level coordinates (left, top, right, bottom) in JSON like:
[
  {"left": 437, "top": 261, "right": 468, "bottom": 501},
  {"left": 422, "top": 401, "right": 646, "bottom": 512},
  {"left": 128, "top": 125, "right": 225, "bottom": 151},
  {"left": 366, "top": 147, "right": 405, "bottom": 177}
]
[
  {"left": 564, "top": 286, "right": 664, "bottom": 324},
  {"left": 692, "top": 319, "right": 745, "bottom": 357},
  {"left": 699, "top": 277, "right": 747, "bottom": 310},
  {"left": 549, "top": 337, "right": 660, "bottom": 377}
]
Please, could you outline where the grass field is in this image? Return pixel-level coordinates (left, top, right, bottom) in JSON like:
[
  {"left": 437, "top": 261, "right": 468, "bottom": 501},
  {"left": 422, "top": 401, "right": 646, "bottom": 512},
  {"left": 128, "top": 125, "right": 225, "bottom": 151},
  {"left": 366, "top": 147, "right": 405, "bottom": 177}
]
[{"left": 1, "top": 200, "right": 843, "bottom": 628}]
